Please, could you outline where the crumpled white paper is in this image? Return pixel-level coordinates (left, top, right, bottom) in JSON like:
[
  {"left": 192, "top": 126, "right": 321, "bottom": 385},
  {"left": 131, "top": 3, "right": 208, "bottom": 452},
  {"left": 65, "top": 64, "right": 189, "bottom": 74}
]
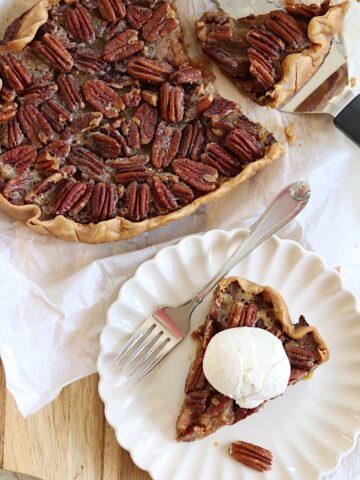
[{"left": 0, "top": 0, "right": 360, "bottom": 476}]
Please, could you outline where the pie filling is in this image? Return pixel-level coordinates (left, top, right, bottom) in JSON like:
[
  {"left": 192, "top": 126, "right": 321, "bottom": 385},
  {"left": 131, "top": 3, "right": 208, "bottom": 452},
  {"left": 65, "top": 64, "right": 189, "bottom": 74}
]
[
  {"left": 196, "top": 1, "right": 331, "bottom": 104},
  {"left": 176, "top": 277, "right": 328, "bottom": 442},
  {"left": 0, "top": 0, "right": 279, "bottom": 226}
]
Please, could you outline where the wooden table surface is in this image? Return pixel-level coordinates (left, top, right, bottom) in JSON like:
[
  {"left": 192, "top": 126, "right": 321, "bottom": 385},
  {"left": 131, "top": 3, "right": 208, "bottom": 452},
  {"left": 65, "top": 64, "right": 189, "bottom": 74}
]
[{"left": 0, "top": 362, "right": 150, "bottom": 480}]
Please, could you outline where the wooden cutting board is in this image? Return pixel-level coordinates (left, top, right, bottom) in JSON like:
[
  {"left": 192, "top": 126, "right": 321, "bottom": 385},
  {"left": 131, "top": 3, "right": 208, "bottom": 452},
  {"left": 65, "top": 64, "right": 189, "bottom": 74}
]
[{"left": 0, "top": 362, "right": 150, "bottom": 480}]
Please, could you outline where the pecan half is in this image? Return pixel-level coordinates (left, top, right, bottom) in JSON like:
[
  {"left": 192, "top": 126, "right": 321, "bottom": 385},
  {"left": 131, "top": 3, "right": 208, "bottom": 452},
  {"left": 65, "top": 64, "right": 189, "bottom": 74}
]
[
  {"left": 202, "top": 98, "right": 236, "bottom": 121},
  {"left": 90, "top": 182, "right": 118, "bottom": 221},
  {"left": 61, "top": 112, "right": 103, "bottom": 140},
  {"left": 152, "top": 176, "right": 177, "bottom": 211},
  {"left": 264, "top": 11, "right": 309, "bottom": 49},
  {"left": 0, "top": 102, "right": 17, "bottom": 123},
  {"left": 246, "top": 26, "right": 285, "bottom": 61},
  {"left": 110, "top": 155, "right": 149, "bottom": 184},
  {"left": 53, "top": 178, "right": 88, "bottom": 215},
  {"left": 185, "top": 350, "right": 206, "bottom": 393},
  {"left": 102, "top": 19, "right": 127, "bottom": 42},
  {"left": 127, "top": 56, "right": 174, "bottom": 85},
  {"left": 228, "top": 302, "right": 257, "bottom": 328},
  {"left": 171, "top": 182, "right": 194, "bottom": 204},
  {"left": 126, "top": 181, "right": 150, "bottom": 221},
  {"left": 202, "top": 143, "right": 240, "bottom": 176},
  {"left": 0, "top": 55, "right": 32, "bottom": 91},
  {"left": 2, "top": 171, "right": 34, "bottom": 203},
  {"left": 68, "top": 184, "right": 93, "bottom": 216},
  {"left": 0, "top": 87, "right": 16, "bottom": 103},
  {"left": 64, "top": 4, "right": 95, "bottom": 44},
  {"left": 45, "top": 140, "right": 71, "bottom": 160},
  {"left": 286, "top": 2, "right": 329, "bottom": 20},
  {"left": 285, "top": 344, "right": 316, "bottom": 371},
  {"left": 57, "top": 73, "right": 84, "bottom": 112},
  {"left": 142, "top": 2, "right": 178, "bottom": 43},
  {"left": 41, "top": 100, "right": 71, "bottom": 132},
  {"left": 102, "top": 30, "right": 144, "bottom": 62},
  {"left": 18, "top": 104, "right": 53, "bottom": 148},
  {"left": 36, "top": 140, "right": 71, "bottom": 175},
  {"left": 172, "top": 158, "right": 218, "bottom": 192},
  {"left": 132, "top": 103, "right": 157, "bottom": 145},
  {"left": 0, "top": 145, "right": 36, "bottom": 174},
  {"left": 21, "top": 80, "right": 58, "bottom": 105},
  {"left": 184, "top": 390, "right": 208, "bottom": 414},
  {"left": 87, "top": 132, "right": 121, "bottom": 158},
  {"left": 3, "top": 117, "right": 24, "bottom": 148},
  {"left": 160, "top": 82, "right": 185, "bottom": 123},
  {"left": 25, "top": 166, "right": 76, "bottom": 203},
  {"left": 98, "top": 0, "right": 126, "bottom": 22},
  {"left": 121, "top": 87, "right": 141, "bottom": 108},
  {"left": 69, "top": 146, "right": 105, "bottom": 177},
  {"left": 229, "top": 441, "right": 273, "bottom": 472},
  {"left": 179, "top": 121, "right": 204, "bottom": 161},
  {"left": 203, "top": 45, "right": 246, "bottom": 77},
  {"left": 196, "top": 93, "right": 214, "bottom": 114},
  {"left": 105, "top": 121, "right": 131, "bottom": 156},
  {"left": 170, "top": 66, "right": 203, "bottom": 85},
  {"left": 126, "top": 5, "right": 152, "bottom": 29},
  {"left": 225, "top": 128, "right": 262, "bottom": 162},
  {"left": 73, "top": 49, "right": 109, "bottom": 74},
  {"left": 82, "top": 79, "right": 124, "bottom": 118},
  {"left": 34, "top": 34, "right": 74, "bottom": 72},
  {"left": 152, "top": 121, "right": 181, "bottom": 169},
  {"left": 248, "top": 48, "right": 275, "bottom": 89}
]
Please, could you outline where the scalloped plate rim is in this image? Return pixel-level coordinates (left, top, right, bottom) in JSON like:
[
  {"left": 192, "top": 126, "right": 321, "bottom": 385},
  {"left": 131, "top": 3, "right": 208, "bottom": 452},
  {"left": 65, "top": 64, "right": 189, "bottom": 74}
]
[{"left": 97, "top": 228, "right": 360, "bottom": 480}]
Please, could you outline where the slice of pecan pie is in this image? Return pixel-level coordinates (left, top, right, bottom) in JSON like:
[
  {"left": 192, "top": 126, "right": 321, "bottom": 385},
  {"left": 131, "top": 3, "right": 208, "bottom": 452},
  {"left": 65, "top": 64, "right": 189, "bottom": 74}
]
[
  {"left": 0, "top": 0, "right": 284, "bottom": 243},
  {"left": 176, "top": 277, "right": 329, "bottom": 441},
  {"left": 196, "top": 1, "right": 348, "bottom": 108}
]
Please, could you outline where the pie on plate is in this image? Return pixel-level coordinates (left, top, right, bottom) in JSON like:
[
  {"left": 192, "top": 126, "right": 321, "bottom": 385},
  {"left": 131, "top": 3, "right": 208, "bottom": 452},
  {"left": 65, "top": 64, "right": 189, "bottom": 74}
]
[
  {"left": 196, "top": 1, "right": 348, "bottom": 108},
  {"left": 0, "top": 0, "right": 284, "bottom": 243}
]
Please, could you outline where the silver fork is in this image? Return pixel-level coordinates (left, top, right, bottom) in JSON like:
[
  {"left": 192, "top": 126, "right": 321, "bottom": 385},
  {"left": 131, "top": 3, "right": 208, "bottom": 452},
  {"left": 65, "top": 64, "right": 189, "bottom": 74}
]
[{"left": 114, "top": 180, "right": 311, "bottom": 382}]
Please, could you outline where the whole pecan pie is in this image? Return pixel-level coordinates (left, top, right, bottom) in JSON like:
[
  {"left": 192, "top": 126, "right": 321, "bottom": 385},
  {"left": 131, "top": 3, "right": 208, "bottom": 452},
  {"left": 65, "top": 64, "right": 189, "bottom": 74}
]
[
  {"left": 0, "top": 0, "right": 284, "bottom": 243},
  {"left": 176, "top": 277, "right": 329, "bottom": 441},
  {"left": 196, "top": 1, "right": 348, "bottom": 108}
]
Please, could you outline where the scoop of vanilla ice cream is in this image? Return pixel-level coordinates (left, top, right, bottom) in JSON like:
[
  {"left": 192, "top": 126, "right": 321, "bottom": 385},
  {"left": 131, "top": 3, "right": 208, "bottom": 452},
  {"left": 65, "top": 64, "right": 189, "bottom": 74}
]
[{"left": 203, "top": 327, "right": 291, "bottom": 409}]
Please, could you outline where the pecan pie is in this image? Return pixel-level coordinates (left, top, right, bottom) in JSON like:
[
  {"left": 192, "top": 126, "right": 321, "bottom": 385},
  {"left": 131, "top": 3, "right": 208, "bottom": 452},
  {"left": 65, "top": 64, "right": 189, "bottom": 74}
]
[
  {"left": 196, "top": 1, "right": 348, "bottom": 108},
  {"left": 176, "top": 277, "right": 329, "bottom": 441},
  {"left": 0, "top": 0, "right": 284, "bottom": 243}
]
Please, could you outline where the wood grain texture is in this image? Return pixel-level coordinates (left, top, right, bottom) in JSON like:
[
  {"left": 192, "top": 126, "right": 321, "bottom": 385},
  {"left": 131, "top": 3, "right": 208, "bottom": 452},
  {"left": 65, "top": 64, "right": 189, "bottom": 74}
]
[{"left": 0, "top": 363, "right": 150, "bottom": 480}]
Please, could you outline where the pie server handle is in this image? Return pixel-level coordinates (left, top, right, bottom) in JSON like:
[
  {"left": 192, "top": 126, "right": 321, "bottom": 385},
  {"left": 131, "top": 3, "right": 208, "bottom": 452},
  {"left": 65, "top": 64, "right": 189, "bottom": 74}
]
[{"left": 334, "top": 93, "right": 360, "bottom": 146}]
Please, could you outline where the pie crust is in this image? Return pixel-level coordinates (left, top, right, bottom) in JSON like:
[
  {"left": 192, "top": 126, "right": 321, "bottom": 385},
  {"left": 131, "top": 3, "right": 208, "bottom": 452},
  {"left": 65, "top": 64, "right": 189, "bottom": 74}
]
[{"left": 0, "top": 0, "right": 285, "bottom": 243}]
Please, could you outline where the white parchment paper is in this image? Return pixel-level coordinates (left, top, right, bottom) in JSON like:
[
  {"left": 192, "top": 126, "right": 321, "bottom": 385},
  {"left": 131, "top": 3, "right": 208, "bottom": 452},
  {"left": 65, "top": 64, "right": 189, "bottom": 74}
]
[{"left": 0, "top": 0, "right": 360, "bottom": 477}]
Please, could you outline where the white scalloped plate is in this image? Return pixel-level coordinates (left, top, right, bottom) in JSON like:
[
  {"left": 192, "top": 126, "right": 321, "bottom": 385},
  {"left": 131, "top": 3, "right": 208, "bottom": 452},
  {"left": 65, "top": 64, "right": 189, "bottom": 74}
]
[{"left": 98, "top": 229, "right": 360, "bottom": 480}]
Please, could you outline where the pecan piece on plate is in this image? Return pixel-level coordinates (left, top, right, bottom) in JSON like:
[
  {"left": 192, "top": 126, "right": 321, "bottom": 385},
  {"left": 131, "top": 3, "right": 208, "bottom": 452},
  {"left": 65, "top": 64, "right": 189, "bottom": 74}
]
[
  {"left": 126, "top": 180, "right": 150, "bottom": 221},
  {"left": 25, "top": 165, "right": 76, "bottom": 203},
  {"left": 264, "top": 11, "right": 309, "bottom": 49},
  {"left": 61, "top": 112, "right": 103, "bottom": 140},
  {"left": 110, "top": 154, "right": 149, "bottom": 184},
  {"left": 2, "top": 117, "right": 24, "bottom": 148},
  {"left": 87, "top": 132, "right": 121, "bottom": 158},
  {"left": 152, "top": 176, "right": 178, "bottom": 212},
  {"left": 21, "top": 80, "right": 58, "bottom": 105},
  {"left": 98, "top": 0, "right": 126, "bottom": 22},
  {"left": 69, "top": 146, "right": 105, "bottom": 177},
  {"left": 285, "top": 344, "right": 316, "bottom": 371},
  {"left": 34, "top": 34, "right": 74, "bottom": 72},
  {"left": 225, "top": 128, "right": 262, "bottom": 162},
  {"left": 172, "top": 158, "right": 218, "bottom": 192},
  {"left": 57, "top": 73, "right": 84, "bottom": 112},
  {"left": 160, "top": 82, "right": 185, "bottom": 123},
  {"left": 201, "top": 143, "right": 241, "bottom": 176},
  {"left": 229, "top": 441, "right": 273, "bottom": 472},
  {"left": 0, "top": 145, "right": 37, "bottom": 174},
  {"left": 53, "top": 178, "right": 89, "bottom": 215},
  {"left": 246, "top": 26, "right": 285, "bottom": 61},
  {"left": 152, "top": 121, "right": 181, "bottom": 169},
  {"left": 91, "top": 182, "right": 118, "bottom": 222},
  {"left": 202, "top": 98, "right": 236, "bottom": 122},
  {"left": 0, "top": 55, "right": 32, "bottom": 92},
  {"left": 132, "top": 103, "right": 157, "bottom": 145},
  {"left": 18, "top": 104, "right": 53, "bottom": 148},
  {"left": 127, "top": 56, "right": 174, "bottom": 85},
  {"left": 41, "top": 100, "right": 71, "bottom": 132},
  {"left": 179, "top": 120, "right": 205, "bottom": 161},
  {"left": 171, "top": 182, "right": 194, "bottom": 204},
  {"left": 102, "top": 29, "right": 144, "bottom": 62},
  {"left": 142, "top": 2, "right": 178, "bottom": 43},
  {"left": 228, "top": 302, "right": 257, "bottom": 328},
  {"left": 248, "top": 48, "right": 276, "bottom": 89},
  {"left": 73, "top": 49, "right": 109, "bottom": 75},
  {"left": 0, "top": 102, "right": 17, "bottom": 123},
  {"left": 127, "top": 5, "right": 152, "bottom": 29},
  {"left": 64, "top": 4, "right": 95, "bottom": 44},
  {"left": 82, "top": 79, "right": 124, "bottom": 118}
]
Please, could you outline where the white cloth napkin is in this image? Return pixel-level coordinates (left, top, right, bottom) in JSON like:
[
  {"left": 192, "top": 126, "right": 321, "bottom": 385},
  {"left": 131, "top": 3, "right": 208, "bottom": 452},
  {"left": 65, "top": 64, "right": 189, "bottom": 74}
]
[{"left": 0, "top": 0, "right": 360, "bottom": 477}]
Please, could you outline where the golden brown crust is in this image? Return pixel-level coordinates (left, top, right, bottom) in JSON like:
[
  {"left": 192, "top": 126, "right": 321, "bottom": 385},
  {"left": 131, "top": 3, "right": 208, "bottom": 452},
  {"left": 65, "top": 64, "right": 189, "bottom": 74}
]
[
  {"left": 0, "top": 143, "right": 285, "bottom": 243},
  {"left": 266, "top": 1, "right": 349, "bottom": 108},
  {"left": 218, "top": 276, "right": 330, "bottom": 363}
]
